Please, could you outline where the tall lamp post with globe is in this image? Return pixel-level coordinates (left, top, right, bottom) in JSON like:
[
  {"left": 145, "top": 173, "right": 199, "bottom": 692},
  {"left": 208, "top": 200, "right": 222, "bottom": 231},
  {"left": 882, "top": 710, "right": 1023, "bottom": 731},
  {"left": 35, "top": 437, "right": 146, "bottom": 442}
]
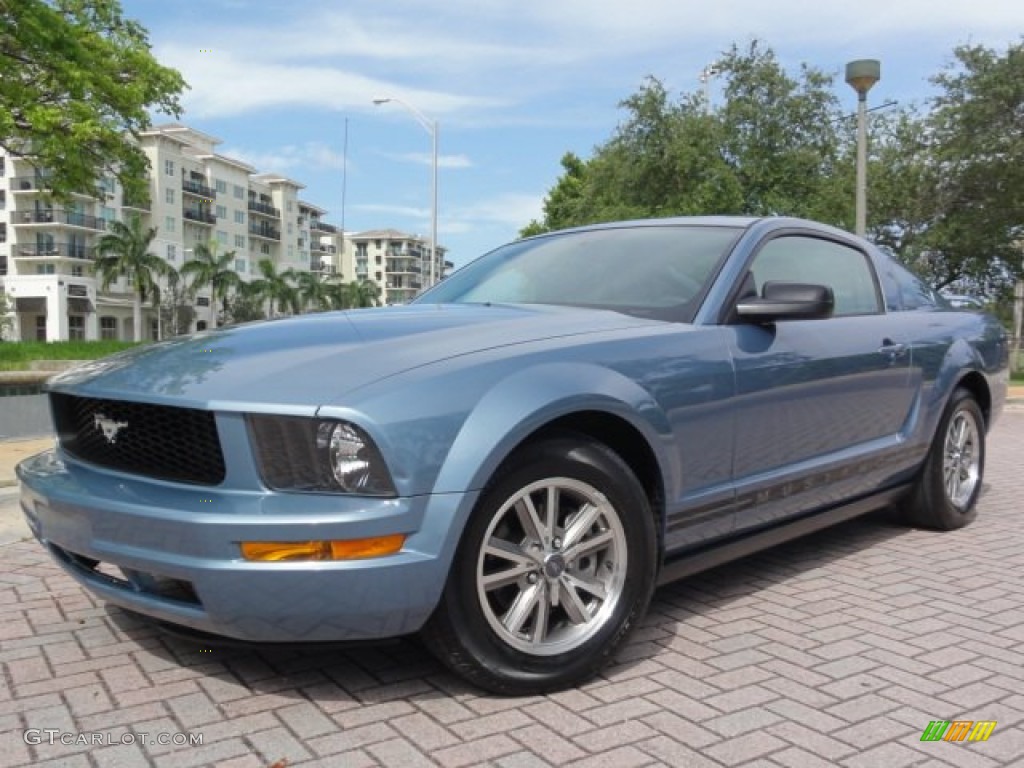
[{"left": 845, "top": 59, "right": 881, "bottom": 237}]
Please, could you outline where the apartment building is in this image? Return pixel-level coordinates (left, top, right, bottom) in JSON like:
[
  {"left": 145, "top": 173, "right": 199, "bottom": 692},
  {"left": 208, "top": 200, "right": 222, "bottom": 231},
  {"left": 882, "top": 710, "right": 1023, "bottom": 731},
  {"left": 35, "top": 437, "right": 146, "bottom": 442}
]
[
  {"left": 0, "top": 124, "right": 340, "bottom": 341},
  {"left": 344, "top": 229, "right": 451, "bottom": 306}
]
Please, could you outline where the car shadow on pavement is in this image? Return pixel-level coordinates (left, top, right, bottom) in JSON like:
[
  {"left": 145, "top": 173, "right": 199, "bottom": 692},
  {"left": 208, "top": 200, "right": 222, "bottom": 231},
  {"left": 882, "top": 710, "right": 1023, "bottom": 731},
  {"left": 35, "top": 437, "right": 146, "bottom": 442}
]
[{"left": 100, "top": 504, "right": 925, "bottom": 702}]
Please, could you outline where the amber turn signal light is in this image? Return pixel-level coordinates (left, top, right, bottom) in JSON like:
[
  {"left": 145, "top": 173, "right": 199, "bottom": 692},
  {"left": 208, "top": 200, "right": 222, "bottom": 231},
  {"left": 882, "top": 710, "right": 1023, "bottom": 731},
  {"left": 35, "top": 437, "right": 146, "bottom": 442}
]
[{"left": 241, "top": 534, "right": 405, "bottom": 562}]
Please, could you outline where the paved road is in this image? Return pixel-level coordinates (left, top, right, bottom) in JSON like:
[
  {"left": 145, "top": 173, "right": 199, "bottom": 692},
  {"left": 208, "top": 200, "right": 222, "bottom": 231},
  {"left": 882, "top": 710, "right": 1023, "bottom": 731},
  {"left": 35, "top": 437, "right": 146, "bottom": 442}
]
[{"left": 1, "top": 413, "right": 1023, "bottom": 767}]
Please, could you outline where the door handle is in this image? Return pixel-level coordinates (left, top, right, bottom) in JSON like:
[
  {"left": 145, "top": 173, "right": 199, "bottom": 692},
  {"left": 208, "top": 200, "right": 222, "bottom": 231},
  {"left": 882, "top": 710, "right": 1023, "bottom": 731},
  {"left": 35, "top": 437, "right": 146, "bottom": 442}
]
[{"left": 879, "top": 340, "right": 907, "bottom": 359}]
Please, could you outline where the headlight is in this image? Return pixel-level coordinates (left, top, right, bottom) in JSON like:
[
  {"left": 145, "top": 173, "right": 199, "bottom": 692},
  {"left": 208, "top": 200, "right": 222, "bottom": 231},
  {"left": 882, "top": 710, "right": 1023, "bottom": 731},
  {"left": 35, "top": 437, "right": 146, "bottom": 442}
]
[{"left": 248, "top": 415, "right": 396, "bottom": 496}]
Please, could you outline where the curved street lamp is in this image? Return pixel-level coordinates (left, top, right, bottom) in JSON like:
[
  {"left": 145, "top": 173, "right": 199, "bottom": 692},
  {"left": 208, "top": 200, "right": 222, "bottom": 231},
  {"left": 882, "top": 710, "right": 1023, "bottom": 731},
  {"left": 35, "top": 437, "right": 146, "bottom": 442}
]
[{"left": 372, "top": 97, "right": 439, "bottom": 288}]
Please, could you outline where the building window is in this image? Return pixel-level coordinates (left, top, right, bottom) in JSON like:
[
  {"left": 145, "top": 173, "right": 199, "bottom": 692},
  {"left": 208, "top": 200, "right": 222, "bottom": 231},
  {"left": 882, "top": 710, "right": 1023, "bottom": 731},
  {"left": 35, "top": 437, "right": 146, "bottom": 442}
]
[
  {"left": 260, "top": 243, "right": 270, "bottom": 255},
  {"left": 164, "top": 159, "right": 174, "bottom": 176},
  {"left": 71, "top": 265, "right": 83, "bottom": 277},
  {"left": 165, "top": 188, "right": 175, "bottom": 204},
  {"left": 233, "top": 184, "right": 245, "bottom": 199},
  {"left": 235, "top": 258, "right": 246, "bottom": 273},
  {"left": 68, "top": 316, "right": 85, "bottom": 341},
  {"left": 215, "top": 179, "right": 227, "bottom": 194},
  {"left": 0, "top": 190, "right": 5, "bottom": 210},
  {"left": 100, "top": 206, "right": 117, "bottom": 223},
  {"left": 196, "top": 320, "right": 207, "bottom": 331},
  {"left": 196, "top": 297, "right": 210, "bottom": 307},
  {"left": 234, "top": 234, "right": 245, "bottom": 248},
  {"left": 234, "top": 210, "right": 245, "bottom": 224},
  {"left": 100, "top": 316, "right": 117, "bottom": 340},
  {"left": 164, "top": 216, "right": 175, "bottom": 233},
  {"left": 375, "top": 271, "right": 382, "bottom": 281},
  {"left": 167, "top": 244, "right": 177, "bottom": 261},
  {"left": 36, "top": 264, "right": 55, "bottom": 275},
  {"left": 287, "top": 222, "right": 293, "bottom": 235},
  {"left": 287, "top": 245, "right": 293, "bottom": 258},
  {"left": 216, "top": 205, "right": 227, "bottom": 219},
  {"left": 216, "top": 230, "right": 228, "bottom": 244},
  {"left": 35, "top": 315, "right": 47, "bottom": 341},
  {"left": 286, "top": 201, "right": 293, "bottom": 211}
]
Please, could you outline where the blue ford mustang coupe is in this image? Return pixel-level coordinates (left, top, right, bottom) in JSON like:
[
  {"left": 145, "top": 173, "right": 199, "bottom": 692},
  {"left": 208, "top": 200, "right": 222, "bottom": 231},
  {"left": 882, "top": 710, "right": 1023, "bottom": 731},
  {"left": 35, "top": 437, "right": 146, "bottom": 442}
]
[{"left": 19, "top": 216, "right": 1008, "bottom": 694}]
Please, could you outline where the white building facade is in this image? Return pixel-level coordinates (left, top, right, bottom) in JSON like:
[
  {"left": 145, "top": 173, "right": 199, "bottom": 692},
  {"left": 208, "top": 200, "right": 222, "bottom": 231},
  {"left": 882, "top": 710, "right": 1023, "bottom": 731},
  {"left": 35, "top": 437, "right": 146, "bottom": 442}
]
[{"left": 0, "top": 124, "right": 356, "bottom": 341}]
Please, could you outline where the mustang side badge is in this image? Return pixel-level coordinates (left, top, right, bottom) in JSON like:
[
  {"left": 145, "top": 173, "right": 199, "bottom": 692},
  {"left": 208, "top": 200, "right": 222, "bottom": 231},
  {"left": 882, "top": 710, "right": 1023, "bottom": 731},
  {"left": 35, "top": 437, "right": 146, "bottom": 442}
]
[{"left": 93, "top": 414, "right": 129, "bottom": 444}]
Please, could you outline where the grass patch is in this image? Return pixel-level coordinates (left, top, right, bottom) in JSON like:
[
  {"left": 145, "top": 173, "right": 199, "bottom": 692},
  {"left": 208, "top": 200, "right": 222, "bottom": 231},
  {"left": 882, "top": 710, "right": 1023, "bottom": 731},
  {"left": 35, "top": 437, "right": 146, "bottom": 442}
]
[{"left": 0, "top": 341, "right": 142, "bottom": 371}]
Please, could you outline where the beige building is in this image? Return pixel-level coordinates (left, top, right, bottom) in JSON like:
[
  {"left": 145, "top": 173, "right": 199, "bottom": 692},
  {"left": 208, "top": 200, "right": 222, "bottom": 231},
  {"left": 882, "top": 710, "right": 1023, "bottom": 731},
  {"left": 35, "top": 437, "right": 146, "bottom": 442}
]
[
  {"left": 1, "top": 123, "right": 453, "bottom": 340},
  {"left": 0, "top": 124, "right": 346, "bottom": 341}
]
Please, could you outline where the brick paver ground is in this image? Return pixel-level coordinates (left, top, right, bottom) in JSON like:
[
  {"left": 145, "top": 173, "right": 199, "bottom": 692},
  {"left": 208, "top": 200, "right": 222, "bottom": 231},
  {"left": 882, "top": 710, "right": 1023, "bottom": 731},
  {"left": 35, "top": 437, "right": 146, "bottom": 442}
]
[{"left": 2, "top": 413, "right": 1022, "bottom": 767}]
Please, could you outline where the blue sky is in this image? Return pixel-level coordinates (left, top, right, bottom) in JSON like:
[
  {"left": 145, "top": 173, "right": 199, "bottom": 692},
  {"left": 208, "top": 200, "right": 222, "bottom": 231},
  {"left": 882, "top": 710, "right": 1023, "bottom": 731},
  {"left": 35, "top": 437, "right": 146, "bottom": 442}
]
[{"left": 123, "top": 0, "right": 1022, "bottom": 268}]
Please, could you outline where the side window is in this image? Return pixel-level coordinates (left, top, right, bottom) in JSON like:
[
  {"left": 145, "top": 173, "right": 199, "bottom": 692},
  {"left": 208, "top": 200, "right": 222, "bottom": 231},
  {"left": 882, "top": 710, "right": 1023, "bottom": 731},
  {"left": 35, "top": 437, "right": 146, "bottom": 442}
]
[
  {"left": 748, "top": 236, "right": 881, "bottom": 316},
  {"left": 888, "top": 261, "right": 939, "bottom": 310}
]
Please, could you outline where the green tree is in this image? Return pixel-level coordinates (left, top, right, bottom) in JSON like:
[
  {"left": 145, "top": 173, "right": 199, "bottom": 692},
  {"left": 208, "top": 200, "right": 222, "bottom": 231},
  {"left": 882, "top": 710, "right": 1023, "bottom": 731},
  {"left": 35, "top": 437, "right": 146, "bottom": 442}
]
[
  {"left": 294, "top": 270, "right": 339, "bottom": 313},
  {"left": 0, "top": 290, "right": 14, "bottom": 339},
  {"left": 180, "top": 241, "right": 241, "bottom": 328},
  {"left": 248, "top": 259, "right": 298, "bottom": 317},
  {"left": 94, "top": 215, "right": 167, "bottom": 341},
  {"left": 523, "top": 43, "right": 853, "bottom": 235},
  {"left": 221, "top": 290, "right": 267, "bottom": 325},
  {"left": 345, "top": 279, "right": 381, "bottom": 309},
  {"left": 917, "top": 40, "right": 1024, "bottom": 294},
  {"left": 0, "top": 0, "right": 187, "bottom": 202}
]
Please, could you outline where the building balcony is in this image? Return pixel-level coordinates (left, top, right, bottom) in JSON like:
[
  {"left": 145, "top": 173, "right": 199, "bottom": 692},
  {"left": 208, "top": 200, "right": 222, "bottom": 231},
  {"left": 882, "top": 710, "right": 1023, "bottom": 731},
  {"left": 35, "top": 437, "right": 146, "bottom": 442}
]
[
  {"left": 248, "top": 200, "right": 281, "bottom": 218},
  {"left": 122, "top": 196, "right": 151, "bottom": 211},
  {"left": 386, "top": 261, "right": 421, "bottom": 274},
  {"left": 182, "top": 178, "right": 216, "bottom": 198},
  {"left": 16, "top": 242, "right": 92, "bottom": 260},
  {"left": 10, "top": 176, "right": 54, "bottom": 192},
  {"left": 14, "top": 209, "right": 106, "bottom": 231},
  {"left": 311, "top": 260, "right": 337, "bottom": 274},
  {"left": 183, "top": 207, "right": 216, "bottom": 225},
  {"left": 248, "top": 223, "right": 281, "bottom": 241},
  {"left": 310, "top": 220, "right": 337, "bottom": 233}
]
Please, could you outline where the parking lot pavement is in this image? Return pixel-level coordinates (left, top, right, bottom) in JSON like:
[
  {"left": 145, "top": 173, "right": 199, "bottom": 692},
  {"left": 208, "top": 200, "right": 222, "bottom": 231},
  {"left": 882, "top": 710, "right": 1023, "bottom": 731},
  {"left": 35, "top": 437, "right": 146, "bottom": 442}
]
[{"left": 0, "top": 414, "right": 1021, "bottom": 768}]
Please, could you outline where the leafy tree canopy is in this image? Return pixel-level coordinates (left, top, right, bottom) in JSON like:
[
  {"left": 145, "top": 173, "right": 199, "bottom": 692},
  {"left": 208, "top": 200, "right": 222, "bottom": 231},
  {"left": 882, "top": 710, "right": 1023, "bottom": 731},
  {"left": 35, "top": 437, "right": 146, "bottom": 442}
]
[
  {"left": 0, "top": 0, "right": 187, "bottom": 201},
  {"left": 523, "top": 39, "right": 1024, "bottom": 296}
]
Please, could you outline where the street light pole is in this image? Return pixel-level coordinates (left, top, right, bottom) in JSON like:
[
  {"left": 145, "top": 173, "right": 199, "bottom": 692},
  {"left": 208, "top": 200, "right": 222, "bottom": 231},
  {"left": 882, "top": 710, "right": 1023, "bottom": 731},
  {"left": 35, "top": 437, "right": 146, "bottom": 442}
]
[
  {"left": 373, "top": 97, "right": 439, "bottom": 287},
  {"left": 845, "top": 59, "right": 881, "bottom": 238},
  {"left": 699, "top": 62, "right": 720, "bottom": 115}
]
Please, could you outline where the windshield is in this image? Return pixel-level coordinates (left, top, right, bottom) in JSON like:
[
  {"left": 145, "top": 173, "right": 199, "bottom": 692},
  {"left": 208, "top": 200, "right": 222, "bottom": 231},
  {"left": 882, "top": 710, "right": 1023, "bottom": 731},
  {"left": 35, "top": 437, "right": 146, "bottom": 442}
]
[{"left": 415, "top": 224, "right": 741, "bottom": 320}]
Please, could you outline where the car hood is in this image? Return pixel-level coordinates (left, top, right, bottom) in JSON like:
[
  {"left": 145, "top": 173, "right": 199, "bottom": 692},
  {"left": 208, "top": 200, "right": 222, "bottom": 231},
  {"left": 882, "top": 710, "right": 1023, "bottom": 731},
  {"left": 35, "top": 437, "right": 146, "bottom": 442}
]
[{"left": 47, "top": 304, "right": 663, "bottom": 411}]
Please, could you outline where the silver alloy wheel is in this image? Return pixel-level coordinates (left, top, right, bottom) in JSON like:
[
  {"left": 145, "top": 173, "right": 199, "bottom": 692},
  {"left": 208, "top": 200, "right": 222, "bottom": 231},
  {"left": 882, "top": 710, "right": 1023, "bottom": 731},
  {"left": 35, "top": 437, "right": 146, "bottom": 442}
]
[
  {"left": 943, "top": 407, "right": 981, "bottom": 510},
  {"left": 475, "top": 477, "right": 628, "bottom": 656}
]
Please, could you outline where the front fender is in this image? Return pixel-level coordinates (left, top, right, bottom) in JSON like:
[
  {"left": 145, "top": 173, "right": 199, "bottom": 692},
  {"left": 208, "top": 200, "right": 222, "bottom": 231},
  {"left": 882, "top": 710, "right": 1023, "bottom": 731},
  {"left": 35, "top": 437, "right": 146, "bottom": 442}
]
[{"left": 434, "top": 361, "right": 674, "bottom": 497}]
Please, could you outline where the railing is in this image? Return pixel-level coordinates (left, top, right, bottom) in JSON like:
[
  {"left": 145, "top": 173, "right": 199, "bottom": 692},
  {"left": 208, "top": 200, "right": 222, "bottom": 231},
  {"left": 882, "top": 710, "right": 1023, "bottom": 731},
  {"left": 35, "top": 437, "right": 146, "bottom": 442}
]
[
  {"left": 182, "top": 178, "right": 216, "bottom": 198},
  {"left": 248, "top": 223, "right": 281, "bottom": 241},
  {"left": 310, "top": 260, "right": 337, "bottom": 274},
  {"left": 183, "top": 207, "right": 216, "bottom": 225},
  {"left": 310, "top": 220, "right": 337, "bottom": 233},
  {"left": 16, "top": 209, "right": 106, "bottom": 230},
  {"left": 122, "top": 196, "right": 151, "bottom": 211},
  {"left": 247, "top": 200, "right": 281, "bottom": 218},
  {"left": 16, "top": 242, "right": 92, "bottom": 259},
  {"left": 10, "top": 176, "right": 53, "bottom": 191}
]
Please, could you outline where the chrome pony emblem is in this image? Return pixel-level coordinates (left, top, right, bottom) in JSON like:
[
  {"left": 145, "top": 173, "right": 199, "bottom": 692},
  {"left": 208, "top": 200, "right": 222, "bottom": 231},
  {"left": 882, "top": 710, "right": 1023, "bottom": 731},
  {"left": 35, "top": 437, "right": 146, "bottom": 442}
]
[{"left": 93, "top": 414, "right": 129, "bottom": 444}]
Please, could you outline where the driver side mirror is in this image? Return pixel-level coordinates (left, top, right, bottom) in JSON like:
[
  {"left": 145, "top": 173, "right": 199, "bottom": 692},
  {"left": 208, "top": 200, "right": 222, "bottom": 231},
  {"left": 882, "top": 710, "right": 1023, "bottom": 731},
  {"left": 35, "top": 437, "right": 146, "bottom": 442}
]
[{"left": 736, "top": 281, "right": 834, "bottom": 323}]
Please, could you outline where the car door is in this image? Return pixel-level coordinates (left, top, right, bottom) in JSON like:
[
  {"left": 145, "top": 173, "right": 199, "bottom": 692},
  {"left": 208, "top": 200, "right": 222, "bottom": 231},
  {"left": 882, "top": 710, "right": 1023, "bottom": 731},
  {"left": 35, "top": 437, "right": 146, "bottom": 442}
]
[{"left": 727, "top": 233, "right": 916, "bottom": 534}]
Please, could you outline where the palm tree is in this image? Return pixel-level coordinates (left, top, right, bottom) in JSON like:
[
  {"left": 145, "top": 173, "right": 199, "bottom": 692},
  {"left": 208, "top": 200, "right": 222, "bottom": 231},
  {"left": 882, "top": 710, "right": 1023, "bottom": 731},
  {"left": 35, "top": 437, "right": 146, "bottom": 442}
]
[
  {"left": 248, "top": 259, "right": 298, "bottom": 317},
  {"left": 94, "top": 215, "right": 168, "bottom": 342},
  {"left": 346, "top": 279, "right": 381, "bottom": 309},
  {"left": 180, "top": 241, "right": 241, "bottom": 329},
  {"left": 294, "top": 270, "right": 338, "bottom": 313}
]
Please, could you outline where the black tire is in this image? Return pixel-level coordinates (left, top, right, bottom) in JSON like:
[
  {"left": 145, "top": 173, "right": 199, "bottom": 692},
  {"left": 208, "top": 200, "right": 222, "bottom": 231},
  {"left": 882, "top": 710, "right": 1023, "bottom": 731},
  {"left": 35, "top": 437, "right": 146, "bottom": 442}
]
[
  {"left": 905, "top": 388, "right": 985, "bottom": 531},
  {"left": 422, "top": 435, "right": 658, "bottom": 695}
]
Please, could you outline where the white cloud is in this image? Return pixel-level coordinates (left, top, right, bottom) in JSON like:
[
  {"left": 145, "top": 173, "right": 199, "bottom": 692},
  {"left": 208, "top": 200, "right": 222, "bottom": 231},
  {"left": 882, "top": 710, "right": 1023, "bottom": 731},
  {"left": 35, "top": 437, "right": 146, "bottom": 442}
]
[
  {"left": 381, "top": 152, "right": 473, "bottom": 170},
  {"left": 222, "top": 142, "right": 348, "bottom": 174}
]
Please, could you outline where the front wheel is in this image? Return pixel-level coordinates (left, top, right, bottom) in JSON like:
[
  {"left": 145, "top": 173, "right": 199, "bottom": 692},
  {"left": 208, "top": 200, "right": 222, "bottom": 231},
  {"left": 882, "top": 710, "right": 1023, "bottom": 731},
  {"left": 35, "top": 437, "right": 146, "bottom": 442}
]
[
  {"left": 905, "top": 388, "right": 985, "bottom": 530},
  {"left": 422, "top": 435, "right": 657, "bottom": 695}
]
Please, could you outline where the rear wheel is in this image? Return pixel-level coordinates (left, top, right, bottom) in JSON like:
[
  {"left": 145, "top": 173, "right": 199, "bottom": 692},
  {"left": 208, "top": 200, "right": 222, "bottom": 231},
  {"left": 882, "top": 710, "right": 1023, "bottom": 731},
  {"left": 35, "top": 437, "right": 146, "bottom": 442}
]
[
  {"left": 422, "top": 435, "right": 657, "bottom": 695},
  {"left": 905, "top": 388, "right": 985, "bottom": 530}
]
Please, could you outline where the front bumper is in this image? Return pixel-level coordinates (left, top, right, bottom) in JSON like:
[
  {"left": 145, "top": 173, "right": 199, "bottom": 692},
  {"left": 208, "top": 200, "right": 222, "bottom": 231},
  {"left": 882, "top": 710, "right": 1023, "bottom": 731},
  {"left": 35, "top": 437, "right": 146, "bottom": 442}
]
[{"left": 17, "top": 450, "right": 470, "bottom": 642}]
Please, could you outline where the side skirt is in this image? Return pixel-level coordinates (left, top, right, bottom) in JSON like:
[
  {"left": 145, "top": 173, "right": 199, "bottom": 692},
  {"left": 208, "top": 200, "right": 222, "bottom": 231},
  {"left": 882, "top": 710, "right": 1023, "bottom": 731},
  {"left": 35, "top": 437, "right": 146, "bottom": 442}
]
[{"left": 656, "top": 484, "right": 911, "bottom": 587}]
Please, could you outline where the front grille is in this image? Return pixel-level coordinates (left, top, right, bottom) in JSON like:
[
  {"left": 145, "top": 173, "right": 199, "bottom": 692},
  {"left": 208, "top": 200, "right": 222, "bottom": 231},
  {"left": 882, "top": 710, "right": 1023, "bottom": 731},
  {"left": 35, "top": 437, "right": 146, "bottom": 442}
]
[{"left": 50, "top": 393, "right": 226, "bottom": 485}]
